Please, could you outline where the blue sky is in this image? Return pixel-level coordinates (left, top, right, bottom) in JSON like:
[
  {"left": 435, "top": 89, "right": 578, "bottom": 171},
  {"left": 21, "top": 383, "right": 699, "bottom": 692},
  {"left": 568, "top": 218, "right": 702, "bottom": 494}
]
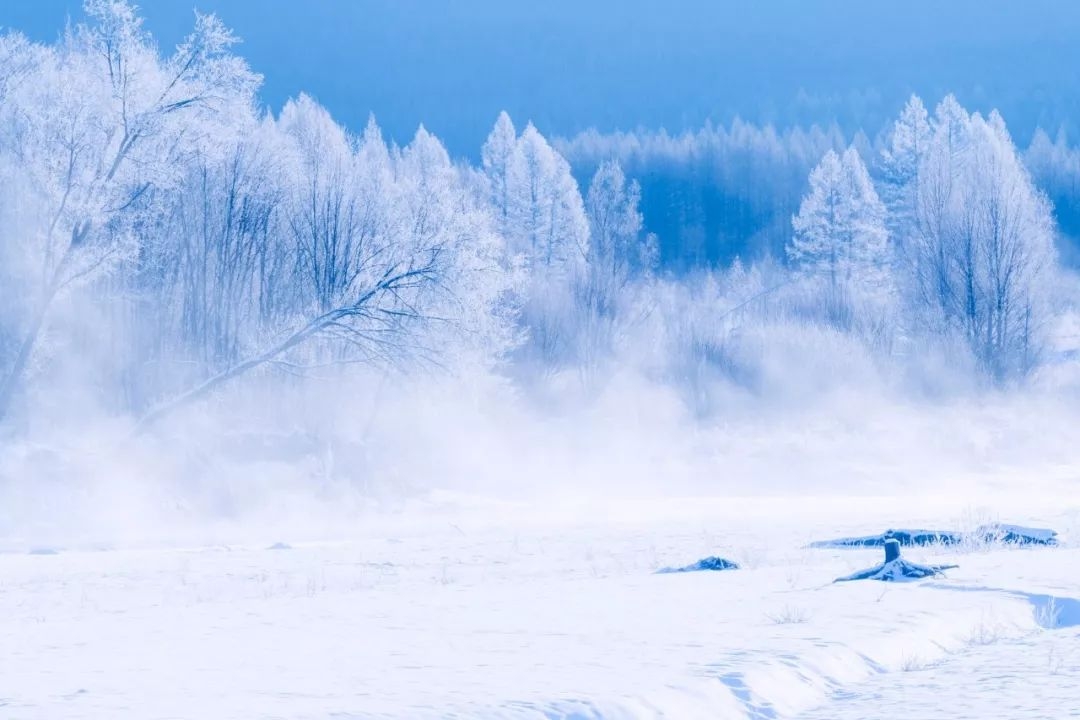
[{"left": 3, "top": 1, "right": 1079, "bottom": 156}]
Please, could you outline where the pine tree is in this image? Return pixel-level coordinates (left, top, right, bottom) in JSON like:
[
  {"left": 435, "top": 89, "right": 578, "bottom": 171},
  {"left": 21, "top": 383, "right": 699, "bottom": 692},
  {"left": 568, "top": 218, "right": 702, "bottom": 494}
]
[
  {"left": 585, "top": 159, "right": 646, "bottom": 284},
  {"left": 879, "top": 95, "right": 931, "bottom": 261},
  {"left": 480, "top": 111, "right": 520, "bottom": 242},
  {"left": 789, "top": 148, "right": 890, "bottom": 299},
  {"left": 517, "top": 123, "right": 589, "bottom": 276}
]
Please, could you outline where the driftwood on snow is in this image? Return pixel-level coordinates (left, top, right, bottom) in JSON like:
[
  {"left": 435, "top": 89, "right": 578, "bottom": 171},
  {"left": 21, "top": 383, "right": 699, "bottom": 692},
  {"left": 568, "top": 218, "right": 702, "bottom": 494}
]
[{"left": 810, "top": 523, "right": 1057, "bottom": 550}]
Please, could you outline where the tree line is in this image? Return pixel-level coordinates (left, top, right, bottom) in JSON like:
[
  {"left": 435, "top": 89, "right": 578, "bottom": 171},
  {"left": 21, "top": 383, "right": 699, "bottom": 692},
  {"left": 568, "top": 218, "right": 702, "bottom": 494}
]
[{"left": 0, "top": 2, "right": 1071, "bottom": 434}]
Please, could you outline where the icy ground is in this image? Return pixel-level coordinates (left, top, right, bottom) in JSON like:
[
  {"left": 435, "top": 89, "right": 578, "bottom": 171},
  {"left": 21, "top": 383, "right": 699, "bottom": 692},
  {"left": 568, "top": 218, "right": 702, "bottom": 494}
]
[{"left": 2, "top": 495, "right": 1079, "bottom": 719}]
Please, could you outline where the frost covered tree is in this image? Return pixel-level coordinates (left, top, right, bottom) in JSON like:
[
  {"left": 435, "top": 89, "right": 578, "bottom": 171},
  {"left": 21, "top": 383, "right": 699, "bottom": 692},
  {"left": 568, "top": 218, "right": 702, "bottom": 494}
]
[
  {"left": 147, "top": 118, "right": 284, "bottom": 382},
  {"left": 870, "top": 95, "right": 1059, "bottom": 379},
  {"left": 574, "top": 159, "right": 656, "bottom": 376},
  {"left": 480, "top": 111, "right": 521, "bottom": 242},
  {"left": 480, "top": 114, "right": 590, "bottom": 367},
  {"left": 517, "top": 123, "right": 589, "bottom": 366},
  {"left": 585, "top": 159, "right": 652, "bottom": 285},
  {"left": 879, "top": 95, "right": 932, "bottom": 263},
  {"left": 0, "top": 0, "right": 1069, "bottom": 437},
  {"left": 912, "top": 106, "right": 1055, "bottom": 379},
  {"left": 0, "top": 4, "right": 517, "bottom": 430},
  {"left": 138, "top": 114, "right": 516, "bottom": 429},
  {"left": 393, "top": 124, "right": 517, "bottom": 370},
  {"left": 789, "top": 148, "right": 891, "bottom": 311},
  {"left": 516, "top": 123, "right": 590, "bottom": 277},
  {"left": 1025, "top": 129, "right": 1080, "bottom": 266},
  {"left": 279, "top": 95, "right": 369, "bottom": 315},
  {"left": 0, "top": 0, "right": 259, "bottom": 423},
  {"left": 966, "top": 113, "right": 1055, "bottom": 378},
  {"left": 481, "top": 115, "right": 588, "bottom": 278}
]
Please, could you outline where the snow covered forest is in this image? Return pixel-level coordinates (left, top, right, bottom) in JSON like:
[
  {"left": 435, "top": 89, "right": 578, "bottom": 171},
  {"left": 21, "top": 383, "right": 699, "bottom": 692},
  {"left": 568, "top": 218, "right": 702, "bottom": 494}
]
[
  {"left": 5, "top": 4, "right": 1080, "bottom": 718},
  {"left": 1, "top": 2, "right": 1077, "bottom": 444}
]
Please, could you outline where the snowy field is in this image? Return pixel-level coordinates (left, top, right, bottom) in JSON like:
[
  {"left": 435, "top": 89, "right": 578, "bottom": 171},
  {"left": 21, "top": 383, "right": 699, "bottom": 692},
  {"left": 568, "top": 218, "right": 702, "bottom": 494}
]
[
  {"left": 5, "top": 3, "right": 1080, "bottom": 719},
  {"left": 3, "top": 494, "right": 1079, "bottom": 719}
]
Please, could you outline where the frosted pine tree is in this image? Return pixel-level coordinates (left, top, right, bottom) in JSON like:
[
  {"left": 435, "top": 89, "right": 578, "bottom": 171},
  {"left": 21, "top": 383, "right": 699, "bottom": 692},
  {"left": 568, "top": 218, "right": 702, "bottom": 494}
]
[
  {"left": 481, "top": 112, "right": 521, "bottom": 243},
  {"left": 517, "top": 123, "right": 590, "bottom": 277},
  {"left": 879, "top": 95, "right": 931, "bottom": 262},
  {"left": 585, "top": 159, "right": 646, "bottom": 284},
  {"left": 790, "top": 150, "right": 845, "bottom": 283},
  {"left": 479, "top": 116, "right": 590, "bottom": 366},
  {"left": 790, "top": 149, "right": 889, "bottom": 296},
  {"left": 839, "top": 148, "right": 891, "bottom": 300},
  {"left": 480, "top": 115, "right": 588, "bottom": 280}
]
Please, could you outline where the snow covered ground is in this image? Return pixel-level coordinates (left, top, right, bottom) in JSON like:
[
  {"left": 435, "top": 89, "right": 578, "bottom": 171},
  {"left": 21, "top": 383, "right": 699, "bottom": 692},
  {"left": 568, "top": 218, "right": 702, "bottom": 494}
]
[{"left": 3, "top": 495, "right": 1078, "bottom": 719}]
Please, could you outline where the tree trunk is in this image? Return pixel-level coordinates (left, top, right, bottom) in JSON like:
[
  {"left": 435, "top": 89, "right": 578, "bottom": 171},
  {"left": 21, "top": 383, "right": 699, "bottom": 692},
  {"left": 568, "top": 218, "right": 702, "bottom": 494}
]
[{"left": 132, "top": 316, "right": 325, "bottom": 434}]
